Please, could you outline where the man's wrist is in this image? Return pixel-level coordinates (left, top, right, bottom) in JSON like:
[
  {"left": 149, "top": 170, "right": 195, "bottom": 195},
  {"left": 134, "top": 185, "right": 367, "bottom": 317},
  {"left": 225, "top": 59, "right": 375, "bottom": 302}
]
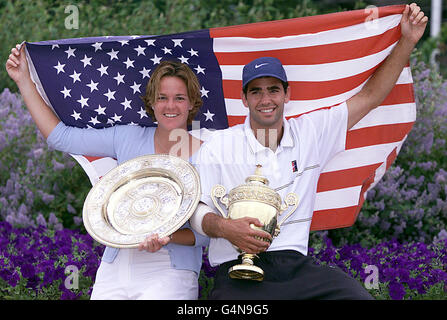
[
  {"left": 398, "top": 35, "right": 417, "bottom": 51},
  {"left": 215, "top": 215, "right": 229, "bottom": 239},
  {"left": 203, "top": 212, "right": 227, "bottom": 239}
]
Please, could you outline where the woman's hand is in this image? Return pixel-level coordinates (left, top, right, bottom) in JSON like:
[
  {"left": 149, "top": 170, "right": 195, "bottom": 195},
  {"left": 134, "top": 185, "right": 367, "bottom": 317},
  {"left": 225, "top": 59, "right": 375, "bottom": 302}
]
[
  {"left": 138, "top": 234, "right": 171, "bottom": 253},
  {"left": 5, "top": 42, "right": 30, "bottom": 86}
]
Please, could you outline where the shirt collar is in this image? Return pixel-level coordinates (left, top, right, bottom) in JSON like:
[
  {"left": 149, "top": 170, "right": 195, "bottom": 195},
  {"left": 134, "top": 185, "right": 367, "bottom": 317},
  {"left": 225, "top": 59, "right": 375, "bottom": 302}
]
[{"left": 243, "top": 115, "right": 294, "bottom": 154}]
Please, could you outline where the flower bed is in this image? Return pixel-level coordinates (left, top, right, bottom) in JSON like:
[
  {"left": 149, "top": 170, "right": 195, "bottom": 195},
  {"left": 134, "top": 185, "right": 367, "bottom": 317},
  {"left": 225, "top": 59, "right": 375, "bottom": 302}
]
[
  {"left": 309, "top": 237, "right": 447, "bottom": 300},
  {"left": 0, "top": 221, "right": 103, "bottom": 299},
  {"left": 0, "top": 220, "right": 445, "bottom": 300}
]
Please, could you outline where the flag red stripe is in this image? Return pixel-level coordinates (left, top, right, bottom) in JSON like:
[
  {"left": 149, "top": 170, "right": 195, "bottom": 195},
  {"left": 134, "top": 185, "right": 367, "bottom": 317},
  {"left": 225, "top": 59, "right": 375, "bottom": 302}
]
[
  {"left": 224, "top": 83, "right": 415, "bottom": 118},
  {"left": 210, "top": 5, "right": 404, "bottom": 38},
  {"left": 386, "top": 147, "right": 398, "bottom": 169},
  {"left": 381, "top": 83, "right": 414, "bottom": 105},
  {"left": 346, "top": 122, "right": 414, "bottom": 149},
  {"left": 310, "top": 205, "right": 360, "bottom": 230},
  {"left": 227, "top": 115, "right": 246, "bottom": 126},
  {"left": 84, "top": 156, "right": 103, "bottom": 162},
  {"left": 316, "top": 163, "right": 382, "bottom": 193},
  {"left": 223, "top": 65, "right": 380, "bottom": 100},
  {"left": 311, "top": 145, "right": 379, "bottom": 230},
  {"left": 214, "top": 27, "right": 400, "bottom": 66}
]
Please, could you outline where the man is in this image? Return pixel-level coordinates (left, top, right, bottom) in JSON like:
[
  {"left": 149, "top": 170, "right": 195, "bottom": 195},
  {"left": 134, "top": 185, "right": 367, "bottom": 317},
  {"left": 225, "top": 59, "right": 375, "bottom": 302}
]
[{"left": 191, "top": 3, "right": 427, "bottom": 299}]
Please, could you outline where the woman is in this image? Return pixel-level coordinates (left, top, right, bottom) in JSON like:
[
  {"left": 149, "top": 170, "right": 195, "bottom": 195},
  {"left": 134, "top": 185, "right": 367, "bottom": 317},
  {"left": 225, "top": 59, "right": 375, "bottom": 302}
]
[{"left": 6, "top": 43, "right": 209, "bottom": 300}]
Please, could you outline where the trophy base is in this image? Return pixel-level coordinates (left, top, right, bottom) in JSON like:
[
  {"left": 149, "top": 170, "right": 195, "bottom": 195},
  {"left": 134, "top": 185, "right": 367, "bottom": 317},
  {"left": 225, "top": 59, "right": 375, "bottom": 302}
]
[
  {"left": 228, "top": 253, "right": 264, "bottom": 281},
  {"left": 228, "top": 264, "right": 264, "bottom": 281}
]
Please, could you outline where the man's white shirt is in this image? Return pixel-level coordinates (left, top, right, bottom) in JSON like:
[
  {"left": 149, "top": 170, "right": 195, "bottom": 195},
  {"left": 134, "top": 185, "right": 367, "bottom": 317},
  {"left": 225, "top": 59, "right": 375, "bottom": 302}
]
[{"left": 191, "top": 102, "right": 348, "bottom": 267}]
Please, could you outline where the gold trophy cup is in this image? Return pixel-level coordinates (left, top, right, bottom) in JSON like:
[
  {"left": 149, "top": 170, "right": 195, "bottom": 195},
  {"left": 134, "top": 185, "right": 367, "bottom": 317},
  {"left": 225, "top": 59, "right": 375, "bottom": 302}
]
[{"left": 211, "top": 165, "right": 299, "bottom": 281}]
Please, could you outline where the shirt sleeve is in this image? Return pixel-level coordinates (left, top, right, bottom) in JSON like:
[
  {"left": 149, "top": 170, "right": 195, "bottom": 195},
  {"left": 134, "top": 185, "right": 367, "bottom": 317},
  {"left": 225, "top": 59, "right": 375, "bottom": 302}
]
[
  {"left": 189, "top": 141, "right": 223, "bottom": 235},
  {"left": 46, "top": 122, "right": 118, "bottom": 158},
  {"left": 305, "top": 102, "right": 348, "bottom": 168}
]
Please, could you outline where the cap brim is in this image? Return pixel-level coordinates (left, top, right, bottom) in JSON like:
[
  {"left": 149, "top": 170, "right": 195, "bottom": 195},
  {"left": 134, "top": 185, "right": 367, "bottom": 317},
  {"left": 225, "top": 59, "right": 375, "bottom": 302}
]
[{"left": 243, "top": 73, "right": 288, "bottom": 88}]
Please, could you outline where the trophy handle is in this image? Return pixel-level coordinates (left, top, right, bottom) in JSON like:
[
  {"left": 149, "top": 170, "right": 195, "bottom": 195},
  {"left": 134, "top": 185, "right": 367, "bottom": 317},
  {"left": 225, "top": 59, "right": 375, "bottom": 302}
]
[
  {"left": 275, "top": 193, "right": 299, "bottom": 236},
  {"left": 211, "top": 185, "right": 229, "bottom": 218}
]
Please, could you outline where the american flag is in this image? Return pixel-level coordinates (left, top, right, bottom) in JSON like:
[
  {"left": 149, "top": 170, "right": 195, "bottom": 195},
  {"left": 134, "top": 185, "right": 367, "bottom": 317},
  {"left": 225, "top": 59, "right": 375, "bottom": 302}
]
[{"left": 25, "top": 5, "right": 416, "bottom": 231}]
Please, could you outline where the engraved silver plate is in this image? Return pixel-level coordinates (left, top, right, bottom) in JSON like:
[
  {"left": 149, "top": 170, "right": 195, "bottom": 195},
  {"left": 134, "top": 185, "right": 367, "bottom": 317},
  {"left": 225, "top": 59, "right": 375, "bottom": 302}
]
[{"left": 82, "top": 154, "right": 200, "bottom": 248}]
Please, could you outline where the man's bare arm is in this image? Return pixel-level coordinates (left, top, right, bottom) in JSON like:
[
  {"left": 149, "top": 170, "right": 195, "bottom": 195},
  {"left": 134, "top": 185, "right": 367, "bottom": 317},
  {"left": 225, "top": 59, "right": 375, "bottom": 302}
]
[{"left": 346, "top": 3, "right": 428, "bottom": 130}]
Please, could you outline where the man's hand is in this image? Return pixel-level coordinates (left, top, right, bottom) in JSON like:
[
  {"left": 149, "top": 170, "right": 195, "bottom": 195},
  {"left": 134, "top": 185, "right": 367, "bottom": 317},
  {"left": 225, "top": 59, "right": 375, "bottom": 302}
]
[
  {"left": 202, "top": 213, "right": 272, "bottom": 254},
  {"left": 400, "top": 3, "right": 428, "bottom": 46},
  {"left": 221, "top": 217, "right": 272, "bottom": 254}
]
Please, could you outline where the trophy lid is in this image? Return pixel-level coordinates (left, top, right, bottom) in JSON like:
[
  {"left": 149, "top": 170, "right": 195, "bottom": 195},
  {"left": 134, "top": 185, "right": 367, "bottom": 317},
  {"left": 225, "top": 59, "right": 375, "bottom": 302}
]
[
  {"left": 245, "top": 164, "right": 269, "bottom": 185},
  {"left": 227, "top": 164, "right": 281, "bottom": 211}
]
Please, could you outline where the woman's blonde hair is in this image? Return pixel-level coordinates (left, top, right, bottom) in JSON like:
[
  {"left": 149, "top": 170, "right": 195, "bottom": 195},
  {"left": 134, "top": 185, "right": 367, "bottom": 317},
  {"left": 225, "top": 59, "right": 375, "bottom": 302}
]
[{"left": 141, "top": 60, "right": 203, "bottom": 125}]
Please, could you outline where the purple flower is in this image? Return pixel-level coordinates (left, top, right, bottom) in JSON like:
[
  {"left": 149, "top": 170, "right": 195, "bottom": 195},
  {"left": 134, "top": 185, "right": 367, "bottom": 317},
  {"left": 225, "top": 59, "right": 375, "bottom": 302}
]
[{"left": 388, "top": 281, "right": 406, "bottom": 300}]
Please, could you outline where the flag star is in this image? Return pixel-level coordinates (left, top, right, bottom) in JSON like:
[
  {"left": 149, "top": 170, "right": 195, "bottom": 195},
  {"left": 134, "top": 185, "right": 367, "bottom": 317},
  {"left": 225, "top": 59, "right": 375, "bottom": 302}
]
[
  {"left": 60, "top": 86, "right": 71, "bottom": 98},
  {"left": 139, "top": 67, "right": 151, "bottom": 78},
  {"left": 134, "top": 45, "right": 146, "bottom": 56},
  {"left": 118, "top": 40, "right": 129, "bottom": 46},
  {"left": 111, "top": 113, "right": 122, "bottom": 122},
  {"left": 77, "top": 95, "right": 89, "bottom": 108},
  {"left": 200, "top": 86, "right": 209, "bottom": 98},
  {"left": 113, "top": 72, "right": 125, "bottom": 85},
  {"left": 107, "top": 49, "right": 119, "bottom": 60},
  {"left": 92, "top": 42, "right": 103, "bottom": 51},
  {"left": 150, "top": 54, "right": 162, "bottom": 65},
  {"left": 51, "top": 44, "right": 60, "bottom": 50},
  {"left": 53, "top": 61, "right": 65, "bottom": 74},
  {"left": 188, "top": 48, "right": 198, "bottom": 57},
  {"left": 97, "top": 64, "right": 109, "bottom": 76},
  {"left": 203, "top": 109, "right": 215, "bottom": 121},
  {"left": 128, "top": 122, "right": 138, "bottom": 126},
  {"left": 130, "top": 35, "right": 140, "bottom": 39},
  {"left": 172, "top": 39, "right": 183, "bottom": 47},
  {"left": 162, "top": 47, "right": 172, "bottom": 55},
  {"left": 71, "top": 110, "right": 82, "bottom": 121},
  {"left": 137, "top": 107, "right": 148, "bottom": 119},
  {"left": 65, "top": 46, "right": 76, "bottom": 58},
  {"left": 104, "top": 89, "right": 116, "bottom": 101},
  {"left": 123, "top": 57, "right": 135, "bottom": 69},
  {"left": 130, "top": 82, "right": 141, "bottom": 94},
  {"left": 69, "top": 70, "right": 82, "bottom": 83},
  {"left": 121, "top": 98, "right": 132, "bottom": 110},
  {"left": 145, "top": 40, "right": 156, "bottom": 46},
  {"left": 94, "top": 104, "right": 107, "bottom": 115},
  {"left": 178, "top": 55, "right": 189, "bottom": 64},
  {"left": 107, "top": 118, "right": 115, "bottom": 125},
  {"left": 80, "top": 55, "right": 92, "bottom": 67},
  {"left": 86, "top": 80, "right": 99, "bottom": 92},
  {"left": 89, "top": 116, "right": 100, "bottom": 126},
  {"left": 194, "top": 65, "right": 205, "bottom": 74}
]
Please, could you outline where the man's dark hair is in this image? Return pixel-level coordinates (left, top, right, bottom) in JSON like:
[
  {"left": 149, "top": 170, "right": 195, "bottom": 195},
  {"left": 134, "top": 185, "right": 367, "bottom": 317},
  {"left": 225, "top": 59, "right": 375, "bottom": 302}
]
[{"left": 242, "top": 78, "right": 289, "bottom": 97}]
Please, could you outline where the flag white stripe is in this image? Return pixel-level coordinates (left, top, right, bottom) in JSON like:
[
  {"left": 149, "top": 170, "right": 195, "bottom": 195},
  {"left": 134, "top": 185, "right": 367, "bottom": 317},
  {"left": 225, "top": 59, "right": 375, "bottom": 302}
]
[
  {"left": 321, "top": 141, "right": 401, "bottom": 173},
  {"left": 220, "top": 42, "right": 397, "bottom": 82},
  {"left": 314, "top": 186, "right": 362, "bottom": 211},
  {"left": 70, "top": 154, "right": 118, "bottom": 186},
  {"left": 213, "top": 15, "right": 401, "bottom": 52},
  {"left": 351, "top": 103, "right": 416, "bottom": 130}
]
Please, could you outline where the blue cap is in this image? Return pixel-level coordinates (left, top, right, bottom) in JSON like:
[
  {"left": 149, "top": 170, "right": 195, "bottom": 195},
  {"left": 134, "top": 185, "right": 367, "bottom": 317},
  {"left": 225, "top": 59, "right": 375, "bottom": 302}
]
[{"left": 242, "top": 57, "right": 288, "bottom": 89}]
